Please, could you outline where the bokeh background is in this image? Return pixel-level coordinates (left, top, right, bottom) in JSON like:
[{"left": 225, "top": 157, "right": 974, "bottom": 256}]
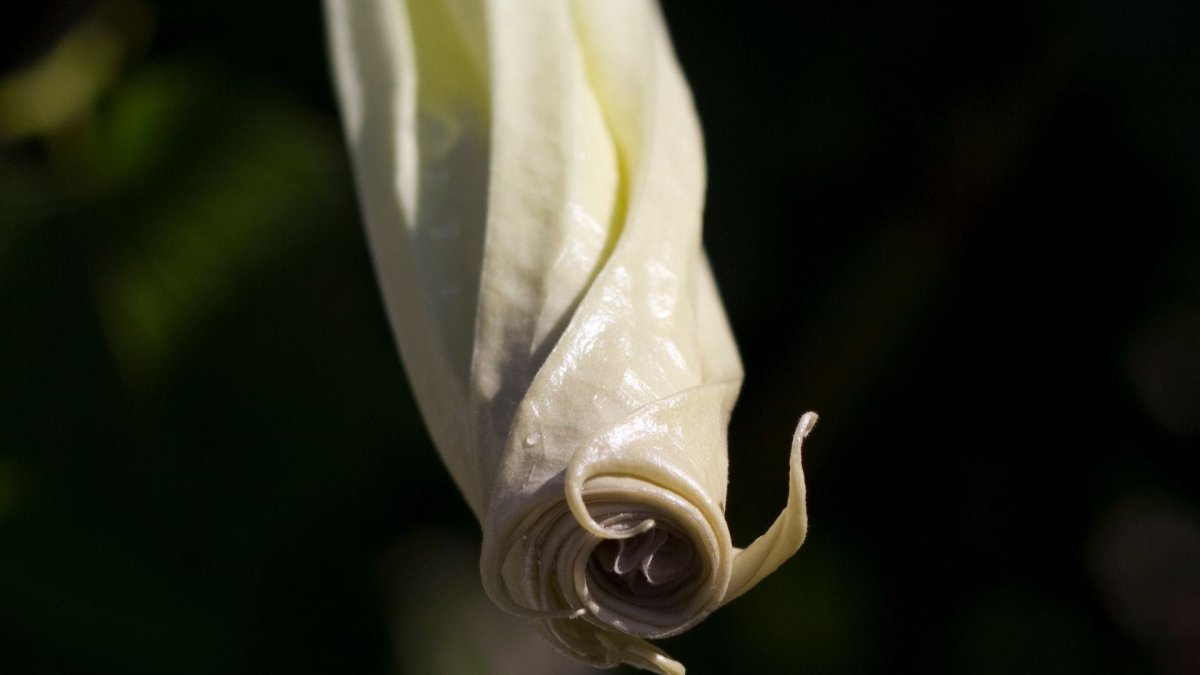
[{"left": 3, "top": 1, "right": 1200, "bottom": 674}]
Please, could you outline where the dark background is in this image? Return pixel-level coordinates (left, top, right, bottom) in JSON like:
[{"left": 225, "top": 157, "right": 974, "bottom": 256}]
[{"left": 3, "top": 1, "right": 1199, "bottom": 674}]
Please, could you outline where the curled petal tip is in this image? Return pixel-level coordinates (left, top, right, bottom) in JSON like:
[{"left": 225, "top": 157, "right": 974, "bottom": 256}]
[
  {"left": 600, "top": 633, "right": 686, "bottom": 675},
  {"left": 796, "top": 411, "right": 818, "bottom": 439},
  {"left": 723, "top": 410, "right": 815, "bottom": 603},
  {"left": 655, "top": 655, "right": 686, "bottom": 675}
]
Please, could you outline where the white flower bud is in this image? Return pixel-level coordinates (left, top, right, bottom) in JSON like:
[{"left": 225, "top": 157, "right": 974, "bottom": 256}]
[{"left": 323, "top": 1, "right": 816, "bottom": 672}]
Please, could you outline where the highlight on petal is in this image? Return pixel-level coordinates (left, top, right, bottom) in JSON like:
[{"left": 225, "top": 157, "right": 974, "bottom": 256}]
[{"left": 322, "top": 1, "right": 819, "bottom": 672}]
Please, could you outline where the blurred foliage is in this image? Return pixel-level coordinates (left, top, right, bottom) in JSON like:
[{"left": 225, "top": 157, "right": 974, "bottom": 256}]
[{"left": 2, "top": 1, "right": 1199, "bottom": 674}]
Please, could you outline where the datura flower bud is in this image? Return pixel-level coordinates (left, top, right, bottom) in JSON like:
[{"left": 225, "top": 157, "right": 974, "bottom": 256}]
[{"left": 323, "top": 1, "right": 816, "bottom": 672}]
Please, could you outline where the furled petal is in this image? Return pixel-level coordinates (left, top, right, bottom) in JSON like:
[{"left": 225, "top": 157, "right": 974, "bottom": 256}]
[{"left": 323, "top": 1, "right": 816, "bottom": 672}]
